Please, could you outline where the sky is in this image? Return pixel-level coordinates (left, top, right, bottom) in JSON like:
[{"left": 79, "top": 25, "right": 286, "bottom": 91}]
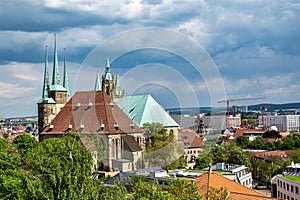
[{"left": 0, "top": 0, "right": 300, "bottom": 118}]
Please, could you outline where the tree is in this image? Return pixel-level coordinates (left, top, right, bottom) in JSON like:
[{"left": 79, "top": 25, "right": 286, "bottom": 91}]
[
  {"left": 251, "top": 137, "right": 265, "bottom": 150},
  {"left": 13, "top": 134, "right": 37, "bottom": 154},
  {"left": 224, "top": 142, "right": 251, "bottom": 170},
  {"left": 25, "top": 136, "right": 94, "bottom": 199},
  {"left": 195, "top": 152, "right": 213, "bottom": 169},
  {"left": 204, "top": 187, "right": 231, "bottom": 200},
  {"left": 143, "top": 122, "right": 183, "bottom": 169},
  {"left": 235, "top": 135, "right": 249, "bottom": 149},
  {"left": 291, "top": 149, "right": 300, "bottom": 163},
  {"left": 168, "top": 180, "right": 202, "bottom": 200},
  {"left": 262, "top": 130, "right": 282, "bottom": 139}
]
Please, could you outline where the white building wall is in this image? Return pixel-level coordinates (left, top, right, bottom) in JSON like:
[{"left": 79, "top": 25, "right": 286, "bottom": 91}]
[
  {"left": 259, "top": 115, "right": 300, "bottom": 132},
  {"left": 273, "top": 176, "right": 300, "bottom": 200}
]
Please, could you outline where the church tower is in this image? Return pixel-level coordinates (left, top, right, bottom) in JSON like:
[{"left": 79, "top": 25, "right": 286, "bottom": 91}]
[
  {"left": 102, "top": 58, "right": 115, "bottom": 96},
  {"left": 99, "top": 58, "right": 124, "bottom": 103},
  {"left": 37, "top": 34, "right": 69, "bottom": 133}
]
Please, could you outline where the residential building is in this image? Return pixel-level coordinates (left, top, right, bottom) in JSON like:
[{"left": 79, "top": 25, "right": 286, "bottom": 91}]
[
  {"left": 259, "top": 115, "right": 300, "bottom": 132},
  {"left": 202, "top": 114, "right": 241, "bottom": 130},
  {"left": 180, "top": 129, "right": 205, "bottom": 164},
  {"left": 271, "top": 162, "right": 300, "bottom": 200}
]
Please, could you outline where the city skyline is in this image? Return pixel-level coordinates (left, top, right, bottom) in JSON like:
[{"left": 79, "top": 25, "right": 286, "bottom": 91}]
[{"left": 0, "top": 1, "right": 300, "bottom": 117}]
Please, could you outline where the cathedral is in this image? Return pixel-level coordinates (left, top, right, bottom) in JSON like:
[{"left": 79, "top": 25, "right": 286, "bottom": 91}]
[{"left": 37, "top": 34, "right": 179, "bottom": 172}]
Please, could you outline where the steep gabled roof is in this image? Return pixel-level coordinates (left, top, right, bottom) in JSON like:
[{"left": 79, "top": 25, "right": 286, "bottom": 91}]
[
  {"left": 180, "top": 129, "right": 205, "bottom": 149},
  {"left": 122, "top": 135, "right": 142, "bottom": 152},
  {"left": 118, "top": 94, "right": 178, "bottom": 127},
  {"left": 41, "top": 91, "right": 142, "bottom": 135},
  {"left": 194, "top": 172, "right": 278, "bottom": 200}
]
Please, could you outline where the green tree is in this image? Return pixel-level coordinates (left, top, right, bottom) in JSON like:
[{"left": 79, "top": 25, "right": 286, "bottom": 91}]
[
  {"left": 13, "top": 134, "right": 37, "bottom": 154},
  {"left": 251, "top": 137, "right": 265, "bottom": 150},
  {"left": 195, "top": 152, "right": 213, "bottom": 169},
  {"left": 262, "top": 130, "right": 282, "bottom": 138},
  {"left": 291, "top": 149, "right": 300, "bottom": 163},
  {"left": 168, "top": 180, "right": 202, "bottom": 200},
  {"left": 235, "top": 135, "right": 249, "bottom": 149},
  {"left": 224, "top": 142, "right": 251, "bottom": 170},
  {"left": 25, "top": 136, "right": 94, "bottom": 199}
]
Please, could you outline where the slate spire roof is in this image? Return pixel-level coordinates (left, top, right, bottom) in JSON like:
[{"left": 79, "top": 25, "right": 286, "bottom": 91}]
[
  {"left": 94, "top": 71, "right": 101, "bottom": 91},
  {"left": 49, "top": 33, "right": 67, "bottom": 92},
  {"left": 63, "top": 48, "right": 70, "bottom": 99},
  {"left": 104, "top": 57, "right": 112, "bottom": 81},
  {"left": 41, "top": 91, "right": 142, "bottom": 134},
  {"left": 37, "top": 45, "right": 55, "bottom": 104}
]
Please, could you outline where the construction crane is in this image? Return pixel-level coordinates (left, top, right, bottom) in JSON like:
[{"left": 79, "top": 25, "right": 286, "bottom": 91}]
[
  {"left": 217, "top": 97, "right": 266, "bottom": 129},
  {"left": 260, "top": 105, "right": 271, "bottom": 130}
]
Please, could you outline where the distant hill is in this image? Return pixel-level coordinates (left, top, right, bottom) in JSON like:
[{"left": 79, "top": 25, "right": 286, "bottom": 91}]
[
  {"left": 248, "top": 102, "right": 300, "bottom": 111},
  {"left": 167, "top": 102, "right": 300, "bottom": 115}
]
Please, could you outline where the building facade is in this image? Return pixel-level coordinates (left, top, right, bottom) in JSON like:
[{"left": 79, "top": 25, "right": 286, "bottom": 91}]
[
  {"left": 271, "top": 162, "right": 300, "bottom": 200},
  {"left": 259, "top": 115, "right": 300, "bottom": 132}
]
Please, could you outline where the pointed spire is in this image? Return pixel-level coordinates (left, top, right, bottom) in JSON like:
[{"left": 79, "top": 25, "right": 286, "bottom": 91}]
[
  {"left": 63, "top": 48, "right": 70, "bottom": 99},
  {"left": 115, "top": 73, "right": 122, "bottom": 96},
  {"left": 105, "top": 57, "right": 112, "bottom": 80},
  {"left": 42, "top": 45, "right": 49, "bottom": 99},
  {"left": 52, "top": 33, "right": 60, "bottom": 85},
  {"left": 95, "top": 71, "right": 101, "bottom": 91}
]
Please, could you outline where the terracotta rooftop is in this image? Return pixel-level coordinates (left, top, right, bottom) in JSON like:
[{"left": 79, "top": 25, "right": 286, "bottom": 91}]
[
  {"left": 79, "top": 138, "right": 97, "bottom": 151},
  {"left": 249, "top": 150, "right": 294, "bottom": 158},
  {"left": 233, "top": 129, "right": 263, "bottom": 138},
  {"left": 194, "top": 172, "right": 278, "bottom": 200},
  {"left": 41, "top": 91, "right": 142, "bottom": 135},
  {"left": 180, "top": 129, "right": 205, "bottom": 149},
  {"left": 122, "top": 135, "right": 142, "bottom": 152}
]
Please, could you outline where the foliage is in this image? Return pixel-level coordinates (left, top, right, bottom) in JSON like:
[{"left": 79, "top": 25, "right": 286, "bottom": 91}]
[
  {"left": 204, "top": 187, "right": 231, "bottom": 200},
  {"left": 223, "top": 142, "right": 251, "bottom": 170},
  {"left": 262, "top": 130, "right": 282, "bottom": 138},
  {"left": 291, "top": 149, "right": 300, "bottom": 163},
  {"left": 13, "top": 134, "right": 37, "bottom": 154},
  {"left": 168, "top": 180, "right": 202, "bottom": 200},
  {"left": 195, "top": 152, "right": 213, "bottom": 169},
  {"left": 143, "top": 122, "right": 184, "bottom": 169},
  {"left": 235, "top": 135, "right": 249, "bottom": 149}
]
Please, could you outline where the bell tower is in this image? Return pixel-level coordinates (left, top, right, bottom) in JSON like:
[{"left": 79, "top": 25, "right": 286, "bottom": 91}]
[
  {"left": 37, "top": 34, "right": 69, "bottom": 133},
  {"left": 102, "top": 57, "right": 115, "bottom": 96}
]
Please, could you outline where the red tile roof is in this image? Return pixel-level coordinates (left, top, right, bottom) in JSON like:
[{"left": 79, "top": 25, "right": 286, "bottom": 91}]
[
  {"left": 249, "top": 150, "right": 294, "bottom": 158},
  {"left": 194, "top": 172, "right": 278, "bottom": 200},
  {"left": 233, "top": 129, "right": 263, "bottom": 138},
  {"left": 41, "top": 91, "right": 142, "bottom": 135},
  {"left": 122, "top": 135, "right": 142, "bottom": 152},
  {"left": 180, "top": 129, "right": 205, "bottom": 149}
]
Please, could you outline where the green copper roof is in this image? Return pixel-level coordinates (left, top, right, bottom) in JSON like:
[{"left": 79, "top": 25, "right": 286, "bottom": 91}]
[
  {"left": 38, "top": 45, "right": 56, "bottom": 104},
  {"left": 50, "top": 84, "right": 67, "bottom": 91},
  {"left": 94, "top": 71, "right": 101, "bottom": 91},
  {"left": 37, "top": 97, "right": 56, "bottom": 104},
  {"left": 115, "top": 74, "right": 122, "bottom": 96},
  {"left": 118, "top": 94, "right": 179, "bottom": 127},
  {"left": 42, "top": 45, "right": 49, "bottom": 99},
  {"left": 105, "top": 57, "right": 112, "bottom": 81},
  {"left": 63, "top": 49, "right": 70, "bottom": 99},
  {"left": 52, "top": 33, "right": 61, "bottom": 86}
]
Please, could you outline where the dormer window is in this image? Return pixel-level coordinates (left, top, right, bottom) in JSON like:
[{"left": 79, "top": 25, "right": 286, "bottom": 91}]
[
  {"left": 130, "top": 123, "right": 135, "bottom": 130},
  {"left": 114, "top": 123, "right": 119, "bottom": 131},
  {"left": 50, "top": 124, "right": 54, "bottom": 129},
  {"left": 100, "top": 123, "right": 104, "bottom": 131},
  {"left": 76, "top": 102, "right": 81, "bottom": 108},
  {"left": 68, "top": 124, "right": 72, "bottom": 129},
  {"left": 80, "top": 121, "right": 84, "bottom": 129}
]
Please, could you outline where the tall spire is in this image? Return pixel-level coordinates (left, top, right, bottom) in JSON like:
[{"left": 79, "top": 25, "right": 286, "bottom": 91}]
[
  {"left": 95, "top": 71, "right": 101, "bottom": 91},
  {"left": 63, "top": 48, "right": 70, "bottom": 99},
  {"left": 52, "top": 33, "right": 60, "bottom": 85},
  {"left": 105, "top": 57, "right": 112, "bottom": 80},
  {"left": 115, "top": 73, "right": 122, "bottom": 96},
  {"left": 42, "top": 45, "right": 49, "bottom": 98}
]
